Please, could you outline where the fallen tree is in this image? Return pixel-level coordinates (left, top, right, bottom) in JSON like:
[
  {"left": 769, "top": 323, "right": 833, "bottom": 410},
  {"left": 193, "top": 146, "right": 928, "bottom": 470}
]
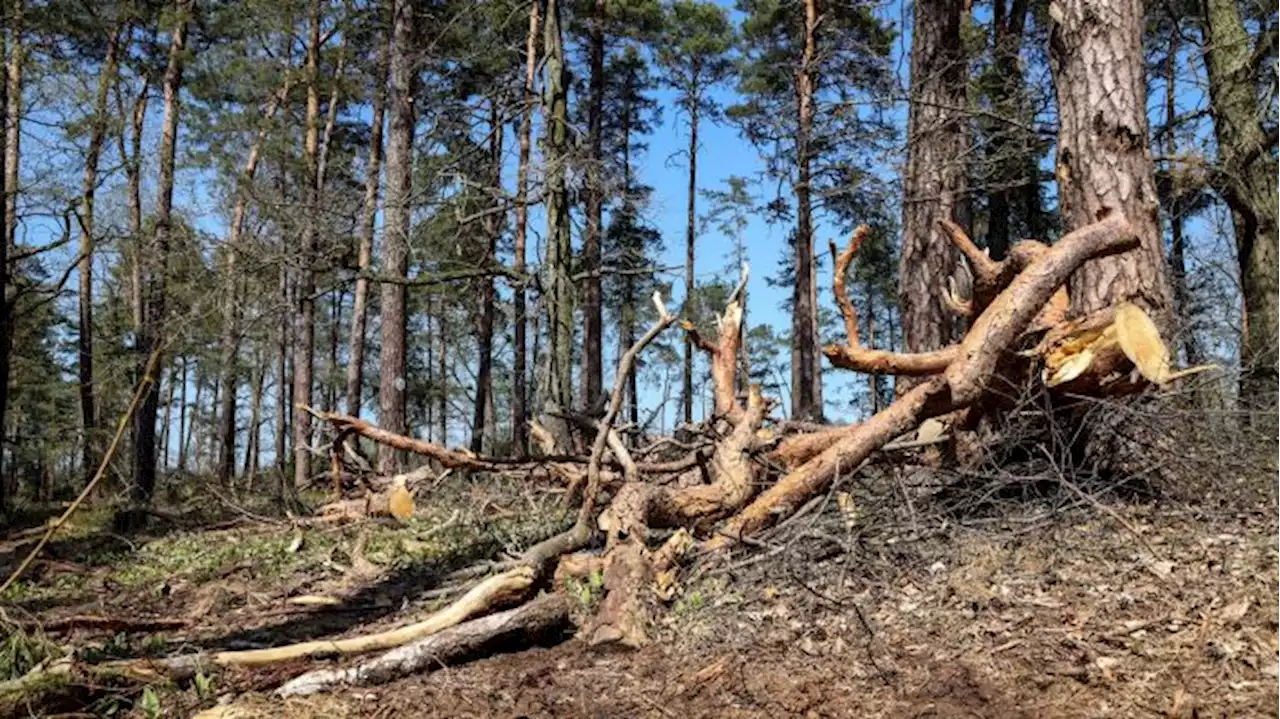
[{"left": 79, "top": 211, "right": 1213, "bottom": 694}]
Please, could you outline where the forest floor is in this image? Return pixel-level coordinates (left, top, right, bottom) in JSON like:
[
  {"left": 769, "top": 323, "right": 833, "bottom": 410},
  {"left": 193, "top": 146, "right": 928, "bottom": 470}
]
[{"left": 1, "top": 468, "right": 1276, "bottom": 718}]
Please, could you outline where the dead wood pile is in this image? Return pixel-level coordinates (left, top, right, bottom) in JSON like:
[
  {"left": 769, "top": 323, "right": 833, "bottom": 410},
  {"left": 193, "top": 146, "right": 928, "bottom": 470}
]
[{"left": 89, "top": 211, "right": 1213, "bottom": 695}]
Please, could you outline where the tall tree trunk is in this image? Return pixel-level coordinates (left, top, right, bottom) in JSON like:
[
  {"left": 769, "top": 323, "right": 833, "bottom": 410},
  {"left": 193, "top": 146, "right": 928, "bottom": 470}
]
[
  {"left": 791, "top": 0, "right": 822, "bottom": 421},
  {"left": 682, "top": 79, "right": 699, "bottom": 426},
  {"left": 1050, "top": 0, "right": 1171, "bottom": 322},
  {"left": 293, "top": 0, "right": 323, "bottom": 488},
  {"left": 471, "top": 98, "right": 503, "bottom": 453},
  {"left": 898, "top": 0, "right": 966, "bottom": 370},
  {"left": 78, "top": 24, "right": 121, "bottom": 487},
  {"left": 984, "top": 0, "right": 1029, "bottom": 261},
  {"left": 133, "top": 0, "right": 188, "bottom": 505},
  {"left": 160, "top": 360, "right": 176, "bottom": 469},
  {"left": 437, "top": 300, "right": 448, "bottom": 445},
  {"left": 1160, "top": 28, "right": 1200, "bottom": 365},
  {"left": 378, "top": 0, "right": 415, "bottom": 473},
  {"left": 216, "top": 78, "right": 289, "bottom": 483},
  {"left": 511, "top": 0, "right": 538, "bottom": 456},
  {"left": 275, "top": 261, "right": 289, "bottom": 477},
  {"left": 579, "top": 0, "right": 605, "bottom": 414},
  {"left": 346, "top": 5, "right": 388, "bottom": 418},
  {"left": 1199, "top": 0, "right": 1279, "bottom": 410},
  {"left": 0, "top": 21, "right": 10, "bottom": 511},
  {"left": 0, "top": 0, "right": 20, "bottom": 509},
  {"left": 119, "top": 78, "right": 149, "bottom": 335},
  {"left": 542, "top": 0, "right": 574, "bottom": 450}
]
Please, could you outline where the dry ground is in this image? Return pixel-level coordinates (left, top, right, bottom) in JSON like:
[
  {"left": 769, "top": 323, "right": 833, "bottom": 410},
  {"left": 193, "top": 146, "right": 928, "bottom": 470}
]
[{"left": 1, "top": 472, "right": 1276, "bottom": 718}]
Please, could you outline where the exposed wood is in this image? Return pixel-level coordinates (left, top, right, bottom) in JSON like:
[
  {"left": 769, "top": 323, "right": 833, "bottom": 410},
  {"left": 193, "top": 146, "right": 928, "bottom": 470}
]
[{"left": 275, "top": 593, "right": 570, "bottom": 697}]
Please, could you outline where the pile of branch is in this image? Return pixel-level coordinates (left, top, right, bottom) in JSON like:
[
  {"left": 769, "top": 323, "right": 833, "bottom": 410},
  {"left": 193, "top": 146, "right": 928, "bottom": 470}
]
[{"left": 79, "top": 211, "right": 1212, "bottom": 697}]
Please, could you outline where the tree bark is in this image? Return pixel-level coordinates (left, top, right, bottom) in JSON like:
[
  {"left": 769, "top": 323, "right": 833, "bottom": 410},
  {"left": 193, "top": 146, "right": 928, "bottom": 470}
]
[
  {"left": 4, "top": 0, "right": 21, "bottom": 253},
  {"left": 580, "top": 0, "right": 606, "bottom": 415},
  {"left": 346, "top": 4, "right": 388, "bottom": 418},
  {"left": 1049, "top": 0, "right": 1171, "bottom": 324},
  {"left": 0, "top": 20, "right": 8, "bottom": 511},
  {"left": 682, "top": 80, "right": 699, "bottom": 426},
  {"left": 292, "top": 0, "right": 324, "bottom": 488},
  {"left": 121, "top": 78, "right": 148, "bottom": 336},
  {"left": 244, "top": 359, "right": 264, "bottom": 481},
  {"left": 1199, "top": 0, "right": 1279, "bottom": 409},
  {"left": 542, "top": 0, "right": 574, "bottom": 450},
  {"left": 133, "top": 0, "right": 188, "bottom": 505},
  {"left": 78, "top": 23, "right": 122, "bottom": 486},
  {"left": 275, "top": 261, "right": 289, "bottom": 479},
  {"left": 790, "top": 0, "right": 822, "bottom": 421},
  {"left": 378, "top": 0, "right": 416, "bottom": 473},
  {"left": 511, "top": 0, "right": 538, "bottom": 456},
  {"left": 984, "top": 0, "right": 1029, "bottom": 261},
  {"left": 898, "top": 0, "right": 966, "bottom": 373},
  {"left": 471, "top": 98, "right": 502, "bottom": 454}
]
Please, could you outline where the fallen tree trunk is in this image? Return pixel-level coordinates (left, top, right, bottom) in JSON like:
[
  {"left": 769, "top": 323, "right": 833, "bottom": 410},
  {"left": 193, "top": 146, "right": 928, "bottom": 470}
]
[
  {"left": 276, "top": 593, "right": 570, "bottom": 697},
  {"left": 707, "top": 212, "right": 1141, "bottom": 548}
]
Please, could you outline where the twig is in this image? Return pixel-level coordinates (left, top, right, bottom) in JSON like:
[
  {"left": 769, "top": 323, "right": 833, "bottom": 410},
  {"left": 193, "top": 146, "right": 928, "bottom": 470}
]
[{"left": 0, "top": 346, "right": 163, "bottom": 596}]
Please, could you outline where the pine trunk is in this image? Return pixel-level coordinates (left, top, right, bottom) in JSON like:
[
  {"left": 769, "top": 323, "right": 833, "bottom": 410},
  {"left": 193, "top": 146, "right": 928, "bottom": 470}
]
[
  {"left": 133, "top": 0, "right": 188, "bottom": 505},
  {"left": 292, "top": 0, "right": 323, "bottom": 488},
  {"left": 1199, "top": 0, "right": 1279, "bottom": 410},
  {"left": 790, "top": 0, "right": 821, "bottom": 421},
  {"left": 511, "top": 0, "right": 538, "bottom": 456},
  {"left": 682, "top": 90, "right": 698, "bottom": 425},
  {"left": 898, "top": 0, "right": 966, "bottom": 368},
  {"left": 542, "top": 0, "right": 574, "bottom": 450},
  {"left": 378, "top": 0, "right": 415, "bottom": 473},
  {"left": 78, "top": 24, "right": 121, "bottom": 486},
  {"left": 346, "top": 6, "right": 388, "bottom": 417},
  {"left": 1050, "top": 0, "right": 1171, "bottom": 323},
  {"left": 471, "top": 98, "right": 502, "bottom": 454},
  {"left": 580, "top": 0, "right": 605, "bottom": 414}
]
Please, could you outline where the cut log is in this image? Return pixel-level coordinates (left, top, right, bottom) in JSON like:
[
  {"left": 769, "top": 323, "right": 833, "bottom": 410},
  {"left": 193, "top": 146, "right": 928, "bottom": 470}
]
[{"left": 276, "top": 593, "right": 570, "bottom": 697}]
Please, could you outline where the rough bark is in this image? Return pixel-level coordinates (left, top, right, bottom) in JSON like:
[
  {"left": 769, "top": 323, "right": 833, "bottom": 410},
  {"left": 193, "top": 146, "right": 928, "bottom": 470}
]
[
  {"left": 898, "top": 0, "right": 966, "bottom": 369},
  {"left": 580, "top": 0, "right": 605, "bottom": 415},
  {"left": 1049, "top": 0, "right": 1172, "bottom": 324},
  {"left": 985, "top": 0, "right": 1030, "bottom": 261},
  {"left": 471, "top": 98, "right": 502, "bottom": 454},
  {"left": 346, "top": 6, "right": 388, "bottom": 418},
  {"left": 378, "top": 0, "right": 416, "bottom": 473},
  {"left": 1199, "top": 0, "right": 1279, "bottom": 409},
  {"left": 790, "top": 0, "right": 821, "bottom": 421},
  {"left": 292, "top": 0, "right": 323, "bottom": 488},
  {"left": 682, "top": 92, "right": 699, "bottom": 426},
  {"left": 542, "top": 0, "right": 574, "bottom": 450},
  {"left": 0, "top": 20, "right": 7, "bottom": 511},
  {"left": 4, "top": 0, "right": 21, "bottom": 253},
  {"left": 512, "top": 0, "right": 538, "bottom": 456},
  {"left": 78, "top": 23, "right": 122, "bottom": 486},
  {"left": 132, "top": 0, "right": 188, "bottom": 505}
]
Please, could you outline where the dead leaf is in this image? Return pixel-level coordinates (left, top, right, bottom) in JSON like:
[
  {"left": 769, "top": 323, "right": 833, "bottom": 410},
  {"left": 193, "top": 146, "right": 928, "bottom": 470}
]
[
  {"left": 388, "top": 478, "right": 415, "bottom": 521},
  {"left": 1220, "top": 598, "right": 1251, "bottom": 623},
  {"left": 286, "top": 529, "right": 304, "bottom": 554},
  {"left": 916, "top": 418, "right": 946, "bottom": 443}
]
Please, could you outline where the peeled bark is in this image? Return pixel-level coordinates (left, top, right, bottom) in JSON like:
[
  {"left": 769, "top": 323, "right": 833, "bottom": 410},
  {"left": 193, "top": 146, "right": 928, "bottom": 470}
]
[
  {"left": 898, "top": 0, "right": 967, "bottom": 368},
  {"left": 378, "top": 0, "right": 416, "bottom": 473},
  {"left": 133, "top": 0, "right": 188, "bottom": 505}
]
